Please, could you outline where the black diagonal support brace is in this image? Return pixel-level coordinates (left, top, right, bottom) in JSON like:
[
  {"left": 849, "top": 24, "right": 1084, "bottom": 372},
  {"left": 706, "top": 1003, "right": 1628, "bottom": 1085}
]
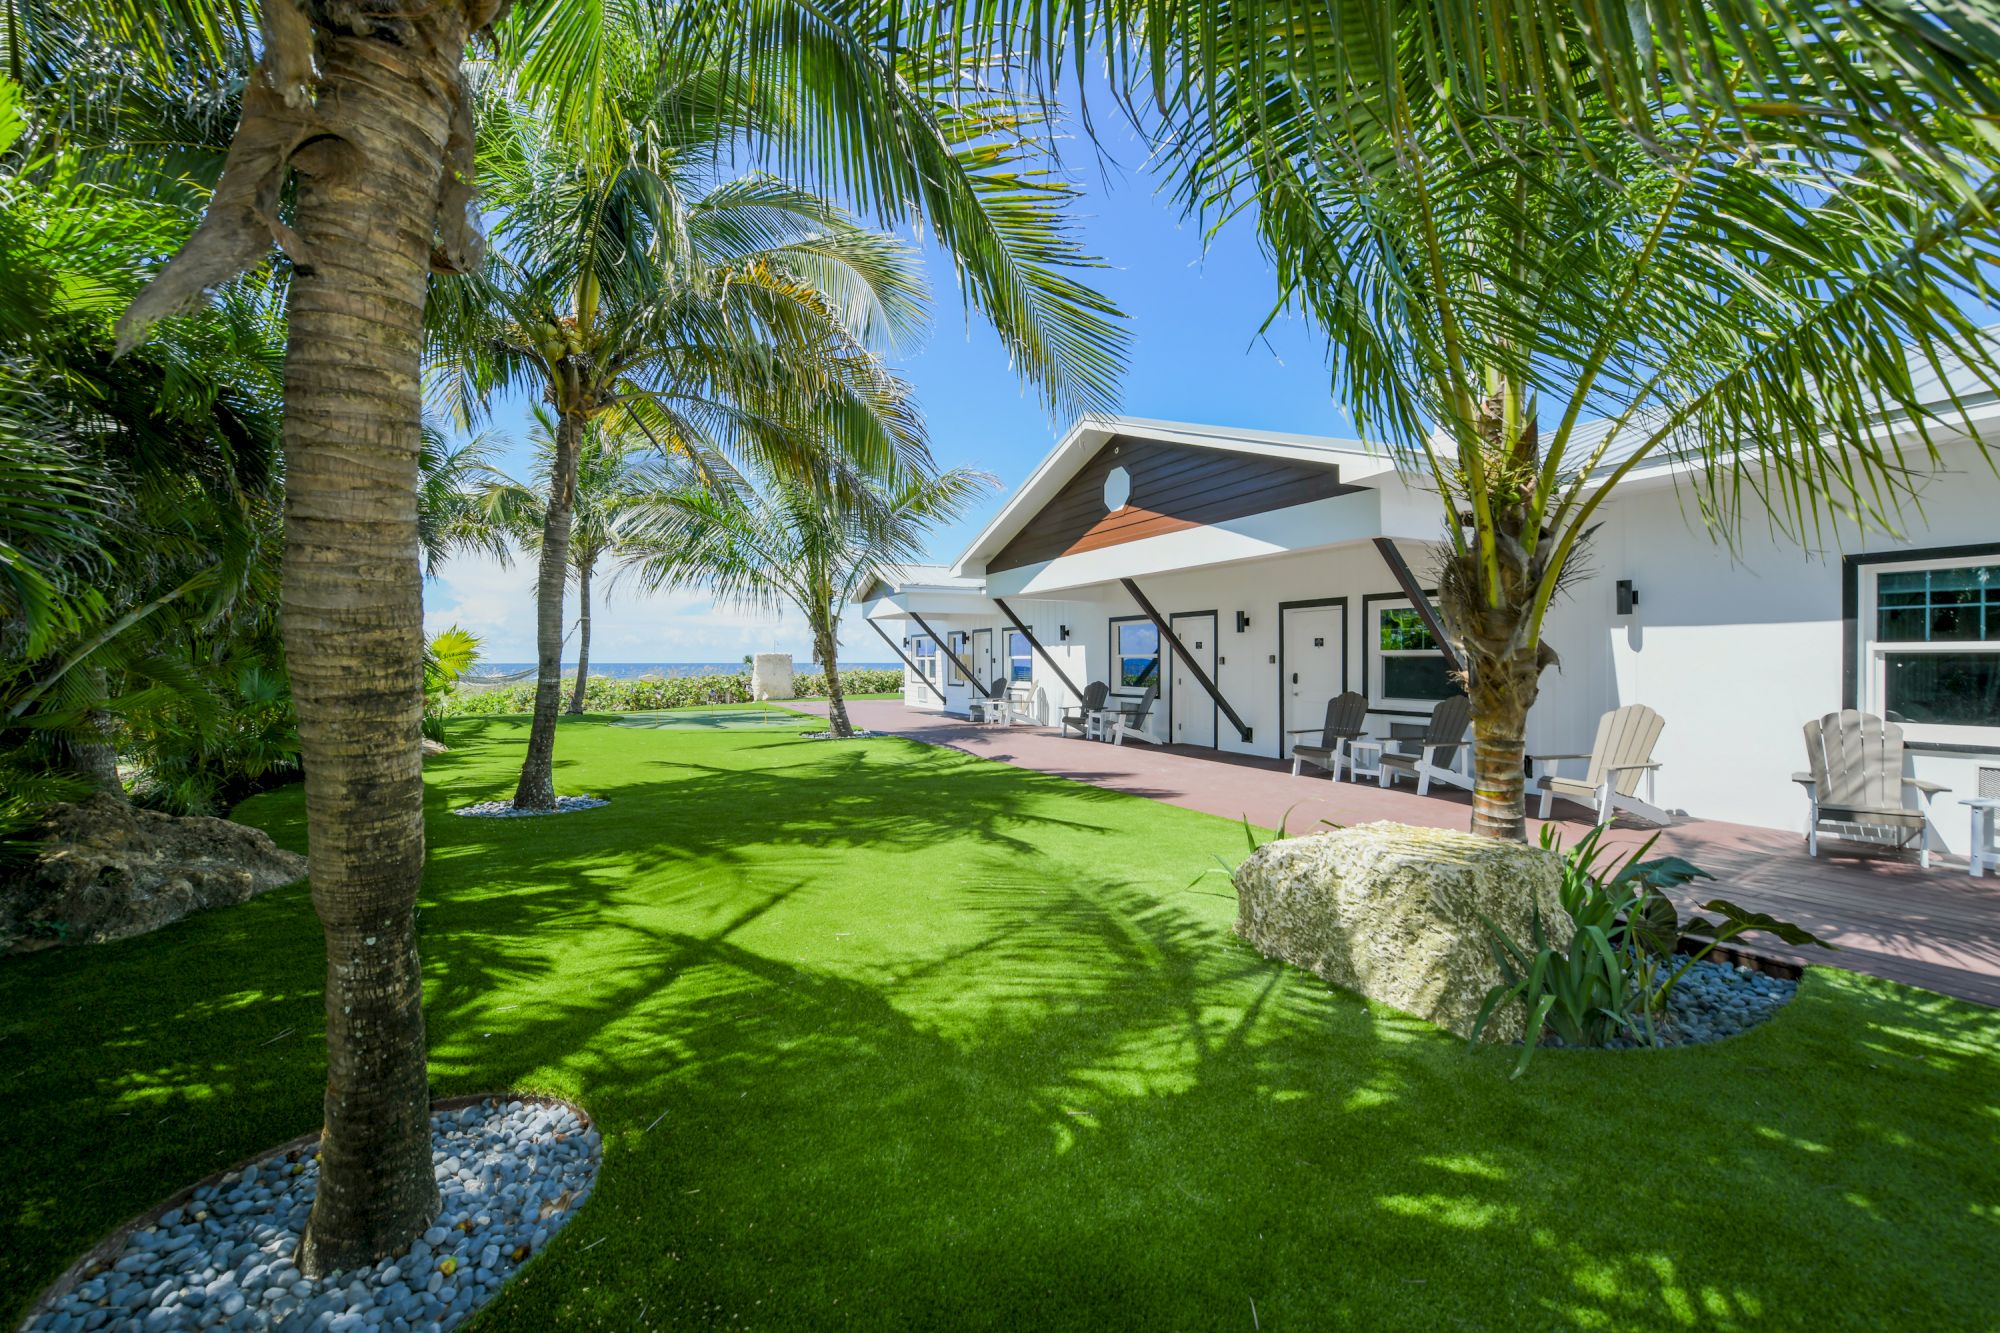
[
  {"left": 1371, "top": 537, "right": 1463, "bottom": 674},
  {"left": 991, "top": 596, "right": 1084, "bottom": 704},
  {"left": 868, "top": 619, "right": 945, "bottom": 703},
  {"left": 1119, "top": 577, "right": 1252, "bottom": 743},
  {"left": 905, "top": 610, "right": 985, "bottom": 694}
]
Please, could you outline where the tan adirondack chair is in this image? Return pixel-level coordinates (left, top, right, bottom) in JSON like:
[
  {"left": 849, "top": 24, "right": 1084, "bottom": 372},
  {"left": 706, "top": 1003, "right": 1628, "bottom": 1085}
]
[
  {"left": 1531, "top": 704, "right": 1669, "bottom": 826},
  {"left": 1378, "top": 694, "right": 1473, "bottom": 795},
  {"left": 1795, "top": 710, "right": 1945, "bottom": 868},
  {"left": 1289, "top": 691, "right": 1369, "bottom": 779}
]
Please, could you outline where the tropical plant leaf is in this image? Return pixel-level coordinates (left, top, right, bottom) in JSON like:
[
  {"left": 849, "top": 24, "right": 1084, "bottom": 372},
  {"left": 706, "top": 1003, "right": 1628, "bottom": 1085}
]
[
  {"left": 1628, "top": 890, "right": 1681, "bottom": 959},
  {"left": 1688, "top": 900, "right": 1839, "bottom": 951},
  {"left": 1614, "top": 855, "right": 1715, "bottom": 891}
]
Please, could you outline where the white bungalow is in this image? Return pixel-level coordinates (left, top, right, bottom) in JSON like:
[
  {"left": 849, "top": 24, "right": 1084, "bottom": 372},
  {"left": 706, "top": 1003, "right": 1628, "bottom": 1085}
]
[{"left": 862, "top": 392, "right": 2000, "bottom": 855}]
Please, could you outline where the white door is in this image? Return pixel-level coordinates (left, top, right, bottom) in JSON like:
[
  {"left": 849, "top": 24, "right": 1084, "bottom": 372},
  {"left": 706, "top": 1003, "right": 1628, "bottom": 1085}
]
[
  {"left": 969, "top": 628, "right": 994, "bottom": 691},
  {"left": 1281, "top": 603, "right": 1345, "bottom": 749},
  {"left": 1170, "top": 612, "right": 1218, "bottom": 748}
]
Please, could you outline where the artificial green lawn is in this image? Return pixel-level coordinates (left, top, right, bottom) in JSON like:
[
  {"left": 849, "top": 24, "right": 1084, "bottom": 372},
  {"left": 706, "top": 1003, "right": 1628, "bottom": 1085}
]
[{"left": 4, "top": 713, "right": 1999, "bottom": 1329}]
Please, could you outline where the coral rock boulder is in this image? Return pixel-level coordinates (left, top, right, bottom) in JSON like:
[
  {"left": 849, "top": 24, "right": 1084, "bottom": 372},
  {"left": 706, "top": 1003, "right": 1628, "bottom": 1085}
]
[
  {"left": 1233, "top": 822, "right": 1568, "bottom": 1042},
  {"left": 2, "top": 795, "right": 307, "bottom": 953}
]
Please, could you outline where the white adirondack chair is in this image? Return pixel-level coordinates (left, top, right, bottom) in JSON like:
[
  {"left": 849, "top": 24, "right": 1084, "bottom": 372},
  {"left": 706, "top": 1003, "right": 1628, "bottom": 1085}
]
[
  {"left": 1531, "top": 704, "right": 1670, "bottom": 826},
  {"left": 1795, "top": 709, "right": 1945, "bottom": 868},
  {"left": 1378, "top": 695, "right": 1473, "bottom": 795}
]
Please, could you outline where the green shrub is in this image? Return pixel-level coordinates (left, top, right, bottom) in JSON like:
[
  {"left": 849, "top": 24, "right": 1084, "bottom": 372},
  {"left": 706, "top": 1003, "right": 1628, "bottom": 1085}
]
[
  {"left": 434, "top": 668, "right": 905, "bottom": 717},
  {"left": 1471, "top": 825, "right": 1831, "bottom": 1076}
]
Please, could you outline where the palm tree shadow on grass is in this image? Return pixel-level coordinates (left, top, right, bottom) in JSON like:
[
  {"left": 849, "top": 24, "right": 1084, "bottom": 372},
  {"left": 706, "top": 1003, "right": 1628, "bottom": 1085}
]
[
  {"left": 411, "top": 730, "right": 2000, "bottom": 1327},
  {"left": 417, "top": 843, "right": 2000, "bottom": 1331},
  {"left": 5, "top": 722, "right": 1999, "bottom": 1327}
]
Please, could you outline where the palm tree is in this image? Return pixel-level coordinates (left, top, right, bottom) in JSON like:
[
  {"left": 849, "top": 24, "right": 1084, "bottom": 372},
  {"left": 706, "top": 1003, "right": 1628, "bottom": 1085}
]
[
  {"left": 430, "top": 70, "right": 937, "bottom": 807},
  {"left": 68, "top": 0, "right": 1130, "bottom": 1271},
  {"left": 478, "top": 411, "right": 673, "bottom": 715},
  {"left": 417, "top": 422, "right": 512, "bottom": 577},
  {"left": 625, "top": 461, "right": 993, "bottom": 739},
  {"left": 63, "top": 0, "right": 1999, "bottom": 1273},
  {"left": 1147, "top": 20, "right": 2000, "bottom": 840}
]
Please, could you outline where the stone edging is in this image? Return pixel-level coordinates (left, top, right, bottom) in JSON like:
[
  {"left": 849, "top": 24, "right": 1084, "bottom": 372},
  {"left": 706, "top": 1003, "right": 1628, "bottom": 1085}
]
[{"left": 18, "top": 1092, "right": 592, "bottom": 1331}]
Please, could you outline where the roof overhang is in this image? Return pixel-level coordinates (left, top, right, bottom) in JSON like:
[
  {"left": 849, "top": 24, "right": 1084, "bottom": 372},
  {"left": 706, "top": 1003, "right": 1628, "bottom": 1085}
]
[
  {"left": 860, "top": 585, "right": 996, "bottom": 622},
  {"left": 984, "top": 485, "right": 1442, "bottom": 599},
  {"left": 950, "top": 414, "right": 1396, "bottom": 578}
]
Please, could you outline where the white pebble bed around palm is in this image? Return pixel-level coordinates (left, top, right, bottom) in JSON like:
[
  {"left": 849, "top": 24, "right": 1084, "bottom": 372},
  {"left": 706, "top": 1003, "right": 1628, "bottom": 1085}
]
[
  {"left": 451, "top": 795, "right": 608, "bottom": 818},
  {"left": 799, "top": 730, "right": 874, "bottom": 740},
  {"left": 26, "top": 1099, "right": 599, "bottom": 1332}
]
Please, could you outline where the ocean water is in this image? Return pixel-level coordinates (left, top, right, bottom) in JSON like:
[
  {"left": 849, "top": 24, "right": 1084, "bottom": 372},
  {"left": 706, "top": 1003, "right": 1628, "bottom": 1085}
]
[{"left": 467, "top": 661, "right": 898, "bottom": 680}]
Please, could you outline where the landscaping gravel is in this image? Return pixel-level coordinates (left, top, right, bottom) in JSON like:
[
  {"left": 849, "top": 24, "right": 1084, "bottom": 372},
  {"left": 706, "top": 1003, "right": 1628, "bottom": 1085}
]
[
  {"left": 799, "top": 730, "right": 875, "bottom": 740},
  {"left": 25, "top": 1099, "right": 600, "bottom": 1332},
  {"left": 1598, "top": 959, "right": 1799, "bottom": 1049},
  {"left": 452, "top": 795, "right": 609, "bottom": 818}
]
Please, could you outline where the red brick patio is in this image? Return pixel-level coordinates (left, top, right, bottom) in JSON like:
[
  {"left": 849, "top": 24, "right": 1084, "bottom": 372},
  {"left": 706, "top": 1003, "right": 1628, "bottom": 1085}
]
[{"left": 801, "top": 699, "right": 2000, "bottom": 1006}]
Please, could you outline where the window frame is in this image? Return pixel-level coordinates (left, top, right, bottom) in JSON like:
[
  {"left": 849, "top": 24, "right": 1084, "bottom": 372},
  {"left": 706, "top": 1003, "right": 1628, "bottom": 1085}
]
[
  {"left": 1362, "top": 591, "right": 1461, "bottom": 714},
  {"left": 945, "top": 630, "right": 968, "bottom": 687},
  {"left": 1006, "top": 630, "right": 1033, "bottom": 684},
  {"left": 911, "top": 634, "right": 938, "bottom": 684},
  {"left": 1108, "top": 614, "right": 1161, "bottom": 696},
  {"left": 1852, "top": 548, "right": 2000, "bottom": 744}
]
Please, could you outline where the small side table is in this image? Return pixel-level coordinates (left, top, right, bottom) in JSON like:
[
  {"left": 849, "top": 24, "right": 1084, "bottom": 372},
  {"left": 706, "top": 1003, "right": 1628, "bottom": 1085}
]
[
  {"left": 1963, "top": 798, "right": 2000, "bottom": 878},
  {"left": 1084, "top": 708, "right": 1118, "bottom": 742},
  {"left": 1346, "top": 739, "right": 1384, "bottom": 783}
]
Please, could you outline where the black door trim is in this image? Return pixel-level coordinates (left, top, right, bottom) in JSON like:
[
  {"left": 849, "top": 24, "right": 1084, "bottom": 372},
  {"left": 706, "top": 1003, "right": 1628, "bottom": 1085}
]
[
  {"left": 1170, "top": 608, "right": 1221, "bottom": 749},
  {"left": 1276, "top": 596, "right": 1349, "bottom": 759}
]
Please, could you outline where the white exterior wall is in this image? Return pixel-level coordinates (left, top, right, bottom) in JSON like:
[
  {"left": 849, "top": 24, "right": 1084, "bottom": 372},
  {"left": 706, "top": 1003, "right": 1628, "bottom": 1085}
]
[
  {"left": 891, "top": 604, "right": 1096, "bottom": 724},
  {"left": 1000, "top": 539, "right": 1448, "bottom": 752},
  {"left": 934, "top": 434, "right": 1998, "bottom": 854},
  {"left": 1540, "top": 441, "right": 2000, "bottom": 851}
]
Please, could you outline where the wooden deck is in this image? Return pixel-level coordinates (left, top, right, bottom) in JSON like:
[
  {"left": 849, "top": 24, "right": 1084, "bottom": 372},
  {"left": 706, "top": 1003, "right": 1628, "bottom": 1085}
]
[{"left": 801, "top": 700, "right": 2000, "bottom": 1007}]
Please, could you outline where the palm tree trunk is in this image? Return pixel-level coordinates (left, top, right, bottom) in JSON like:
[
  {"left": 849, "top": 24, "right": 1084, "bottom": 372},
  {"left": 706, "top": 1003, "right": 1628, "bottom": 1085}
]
[
  {"left": 566, "top": 563, "right": 591, "bottom": 715},
  {"left": 70, "top": 669, "right": 123, "bottom": 799},
  {"left": 1467, "top": 666, "right": 1536, "bottom": 841},
  {"left": 814, "top": 613, "right": 852, "bottom": 739},
  {"left": 69, "top": 729, "right": 123, "bottom": 798},
  {"left": 513, "top": 411, "right": 583, "bottom": 809},
  {"left": 1437, "top": 396, "right": 1560, "bottom": 843},
  {"left": 280, "top": 12, "right": 458, "bottom": 1278}
]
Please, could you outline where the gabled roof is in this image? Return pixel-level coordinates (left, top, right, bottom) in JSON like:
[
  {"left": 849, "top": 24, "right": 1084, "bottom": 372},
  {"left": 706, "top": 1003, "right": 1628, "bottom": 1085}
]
[
  {"left": 857, "top": 563, "right": 984, "bottom": 603},
  {"left": 951, "top": 414, "right": 1387, "bottom": 576}
]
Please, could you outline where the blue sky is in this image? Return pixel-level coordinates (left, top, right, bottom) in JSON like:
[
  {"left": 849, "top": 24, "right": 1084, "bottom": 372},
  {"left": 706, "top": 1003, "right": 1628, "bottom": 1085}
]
[{"left": 423, "top": 103, "right": 1357, "bottom": 663}]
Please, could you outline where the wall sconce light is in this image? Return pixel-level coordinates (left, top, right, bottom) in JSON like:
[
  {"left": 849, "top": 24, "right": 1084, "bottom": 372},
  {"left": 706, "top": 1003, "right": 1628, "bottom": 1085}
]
[
  {"left": 1615, "top": 580, "right": 1639, "bottom": 615},
  {"left": 1058, "top": 624, "right": 1070, "bottom": 641},
  {"left": 1235, "top": 611, "right": 1251, "bottom": 633}
]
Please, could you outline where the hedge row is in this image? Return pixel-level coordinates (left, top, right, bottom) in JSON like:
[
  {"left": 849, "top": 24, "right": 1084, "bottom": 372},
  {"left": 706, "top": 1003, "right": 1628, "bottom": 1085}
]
[{"left": 436, "top": 668, "right": 905, "bottom": 717}]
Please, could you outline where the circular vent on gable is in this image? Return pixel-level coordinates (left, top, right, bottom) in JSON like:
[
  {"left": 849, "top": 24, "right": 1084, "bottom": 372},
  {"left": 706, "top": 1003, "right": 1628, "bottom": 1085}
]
[{"left": 1103, "top": 465, "right": 1132, "bottom": 512}]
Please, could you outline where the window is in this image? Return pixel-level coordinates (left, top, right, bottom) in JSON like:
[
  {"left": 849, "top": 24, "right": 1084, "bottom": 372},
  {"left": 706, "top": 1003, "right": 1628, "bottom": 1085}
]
[
  {"left": 1863, "top": 558, "right": 1999, "bottom": 737},
  {"left": 946, "top": 631, "right": 967, "bottom": 686},
  {"left": 1372, "top": 601, "right": 1460, "bottom": 706},
  {"left": 1007, "top": 630, "right": 1033, "bottom": 683},
  {"left": 1111, "top": 618, "right": 1160, "bottom": 690},
  {"left": 911, "top": 635, "right": 937, "bottom": 681}
]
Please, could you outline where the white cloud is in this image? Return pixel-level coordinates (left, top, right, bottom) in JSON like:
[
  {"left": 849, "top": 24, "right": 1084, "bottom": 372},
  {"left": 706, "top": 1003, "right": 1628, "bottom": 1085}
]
[{"left": 422, "top": 550, "right": 880, "bottom": 667}]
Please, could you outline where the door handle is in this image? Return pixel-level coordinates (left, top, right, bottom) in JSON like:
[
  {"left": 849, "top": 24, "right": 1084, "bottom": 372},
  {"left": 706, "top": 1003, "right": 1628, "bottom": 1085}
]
[{"left": 1291, "top": 672, "right": 1298, "bottom": 684}]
